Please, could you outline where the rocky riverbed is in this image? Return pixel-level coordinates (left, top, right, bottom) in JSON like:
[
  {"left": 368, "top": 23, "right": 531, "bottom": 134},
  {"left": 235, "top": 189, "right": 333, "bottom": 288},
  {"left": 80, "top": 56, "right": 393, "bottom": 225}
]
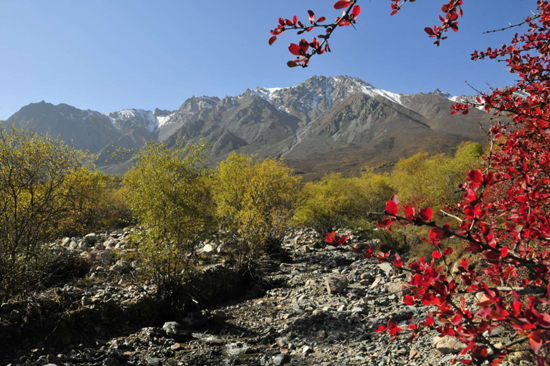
[{"left": 1, "top": 229, "right": 521, "bottom": 366}]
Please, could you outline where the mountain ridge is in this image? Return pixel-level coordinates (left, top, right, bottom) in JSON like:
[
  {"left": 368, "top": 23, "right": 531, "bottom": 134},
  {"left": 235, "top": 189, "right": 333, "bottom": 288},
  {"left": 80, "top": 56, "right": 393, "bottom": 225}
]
[{"left": 2, "top": 76, "right": 492, "bottom": 180}]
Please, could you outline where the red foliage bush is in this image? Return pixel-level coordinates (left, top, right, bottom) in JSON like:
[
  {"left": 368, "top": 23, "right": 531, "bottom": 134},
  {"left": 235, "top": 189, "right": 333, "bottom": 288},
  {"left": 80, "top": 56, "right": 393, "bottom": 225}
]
[{"left": 272, "top": 0, "right": 550, "bottom": 364}]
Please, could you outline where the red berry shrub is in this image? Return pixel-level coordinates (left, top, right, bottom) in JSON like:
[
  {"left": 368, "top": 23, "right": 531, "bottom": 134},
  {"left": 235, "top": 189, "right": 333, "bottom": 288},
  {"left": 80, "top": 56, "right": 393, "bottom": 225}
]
[{"left": 272, "top": 0, "right": 550, "bottom": 364}]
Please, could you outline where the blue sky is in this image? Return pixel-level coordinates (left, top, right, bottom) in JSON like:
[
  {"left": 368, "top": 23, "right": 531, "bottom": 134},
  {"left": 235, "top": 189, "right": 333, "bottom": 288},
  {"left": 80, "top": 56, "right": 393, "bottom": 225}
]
[{"left": 0, "top": 0, "right": 536, "bottom": 118}]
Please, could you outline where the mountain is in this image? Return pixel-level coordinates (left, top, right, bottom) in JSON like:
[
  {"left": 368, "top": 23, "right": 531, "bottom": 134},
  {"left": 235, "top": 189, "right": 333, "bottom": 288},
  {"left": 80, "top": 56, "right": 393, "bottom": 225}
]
[
  {"left": 4, "top": 101, "right": 121, "bottom": 153},
  {"left": 3, "top": 76, "right": 494, "bottom": 179}
]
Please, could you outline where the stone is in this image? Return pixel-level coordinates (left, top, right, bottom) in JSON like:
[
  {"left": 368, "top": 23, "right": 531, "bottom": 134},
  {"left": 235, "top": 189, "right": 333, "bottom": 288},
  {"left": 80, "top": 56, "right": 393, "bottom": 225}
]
[
  {"left": 378, "top": 262, "right": 393, "bottom": 277},
  {"left": 103, "top": 238, "right": 117, "bottom": 250},
  {"left": 163, "top": 321, "right": 181, "bottom": 336},
  {"left": 61, "top": 237, "right": 71, "bottom": 246},
  {"left": 162, "top": 321, "right": 192, "bottom": 342},
  {"left": 201, "top": 244, "right": 216, "bottom": 254},
  {"left": 84, "top": 233, "right": 97, "bottom": 245},
  {"left": 9, "top": 309, "right": 21, "bottom": 322},
  {"left": 103, "top": 358, "right": 120, "bottom": 366},
  {"left": 145, "top": 356, "right": 160, "bottom": 366},
  {"left": 324, "top": 275, "right": 348, "bottom": 295},
  {"left": 433, "top": 335, "right": 465, "bottom": 354},
  {"left": 273, "top": 353, "right": 290, "bottom": 365}
]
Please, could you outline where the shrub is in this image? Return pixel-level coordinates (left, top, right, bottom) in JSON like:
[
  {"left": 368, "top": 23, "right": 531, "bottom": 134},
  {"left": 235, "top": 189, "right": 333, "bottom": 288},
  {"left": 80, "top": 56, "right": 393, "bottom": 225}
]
[
  {"left": 123, "top": 141, "right": 215, "bottom": 289},
  {"left": 212, "top": 153, "right": 301, "bottom": 262},
  {"left": 294, "top": 171, "right": 393, "bottom": 235},
  {"left": 0, "top": 128, "right": 84, "bottom": 299},
  {"left": 391, "top": 142, "right": 482, "bottom": 212}
]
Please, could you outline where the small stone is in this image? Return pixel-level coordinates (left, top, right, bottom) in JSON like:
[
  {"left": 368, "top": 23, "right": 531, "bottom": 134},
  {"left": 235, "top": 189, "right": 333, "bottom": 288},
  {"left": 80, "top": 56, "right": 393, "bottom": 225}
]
[
  {"left": 201, "top": 244, "right": 216, "bottom": 254},
  {"left": 409, "top": 348, "right": 420, "bottom": 359},
  {"left": 433, "top": 335, "right": 465, "bottom": 354},
  {"left": 103, "top": 358, "right": 120, "bottom": 366},
  {"left": 273, "top": 353, "right": 290, "bottom": 365},
  {"left": 84, "top": 233, "right": 97, "bottom": 245},
  {"left": 325, "top": 275, "right": 348, "bottom": 295},
  {"left": 378, "top": 262, "right": 393, "bottom": 277},
  {"left": 170, "top": 343, "right": 182, "bottom": 351},
  {"left": 9, "top": 309, "right": 21, "bottom": 323},
  {"left": 145, "top": 356, "right": 160, "bottom": 366}
]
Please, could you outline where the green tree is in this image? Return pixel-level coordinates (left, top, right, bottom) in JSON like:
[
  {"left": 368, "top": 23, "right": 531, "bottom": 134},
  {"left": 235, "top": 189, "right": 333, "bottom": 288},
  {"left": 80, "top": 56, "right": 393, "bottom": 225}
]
[
  {"left": 391, "top": 142, "right": 482, "bottom": 211},
  {"left": 124, "top": 140, "right": 215, "bottom": 289},
  {"left": 0, "top": 128, "right": 84, "bottom": 299},
  {"left": 294, "top": 171, "right": 393, "bottom": 235},
  {"left": 212, "top": 153, "right": 301, "bottom": 262}
]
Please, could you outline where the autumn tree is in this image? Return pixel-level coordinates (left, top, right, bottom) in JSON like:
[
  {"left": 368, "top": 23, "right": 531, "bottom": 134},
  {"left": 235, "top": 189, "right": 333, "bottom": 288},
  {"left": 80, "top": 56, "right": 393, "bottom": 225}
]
[
  {"left": 124, "top": 141, "right": 215, "bottom": 290},
  {"left": 271, "top": 0, "right": 550, "bottom": 364},
  {"left": 0, "top": 128, "right": 84, "bottom": 299},
  {"left": 212, "top": 153, "right": 301, "bottom": 263}
]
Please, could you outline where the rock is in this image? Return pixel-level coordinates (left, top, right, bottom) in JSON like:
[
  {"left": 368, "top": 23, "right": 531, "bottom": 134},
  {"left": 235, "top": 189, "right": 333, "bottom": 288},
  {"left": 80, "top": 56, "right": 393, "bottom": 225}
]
[
  {"left": 103, "top": 358, "right": 120, "bottom": 366},
  {"left": 324, "top": 275, "right": 348, "bottom": 295},
  {"left": 201, "top": 244, "right": 216, "bottom": 254},
  {"left": 273, "top": 353, "right": 290, "bottom": 365},
  {"left": 103, "top": 238, "right": 117, "bottom": 250},
  {"left": 378, "top": 262, "right": 393, "bottom": 277},
  {"left": 61, "top": 237, "right": 71, "bottom": 246},
  {"left": 84, "top": 233, "right": 97, "bottom": 245},
  {"left": 9, "top": 309, "right": 21, "bottom": 323},
  {"left": 163, "top": 321, "right": 180, "bottom": 335},
  {"left": 69, "top": 240, "right": 78, "bottom": 250},
  {"left": 210, "top": 310, "right": 233, "bottom": 321},
  {"left": 369, "top": 277, "right": 383, "bottom": 289},
  {"left": 162, "top": 321, "right": 192, "bottom": 342},
  {"left": 145, "top": 356, "right": 161, "bottom": 366},
  {"left": 433, "top": 335, "right": 465, "bottom": 354}
]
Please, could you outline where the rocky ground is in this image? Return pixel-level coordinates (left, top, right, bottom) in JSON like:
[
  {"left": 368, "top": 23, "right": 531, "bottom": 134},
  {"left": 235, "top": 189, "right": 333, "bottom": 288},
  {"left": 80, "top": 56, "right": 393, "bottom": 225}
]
[{"left": 1, "top": 229, "right": 524, "bottom": 366}]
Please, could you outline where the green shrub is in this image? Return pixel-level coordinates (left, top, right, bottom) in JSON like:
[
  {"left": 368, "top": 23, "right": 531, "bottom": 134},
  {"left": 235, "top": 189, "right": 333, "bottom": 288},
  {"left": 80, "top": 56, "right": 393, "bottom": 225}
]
[
  {"left": 293, "top": 171, "right": 393, "bottom": 235},
  {"left": 123, "top": 140, "right": 215, "bottom": 289},
  {"left": 0, "top": 128, "right": 85, "bottom": 299},
  {"left": 212, "top": 153, "right": 301, "bottom": 262}
]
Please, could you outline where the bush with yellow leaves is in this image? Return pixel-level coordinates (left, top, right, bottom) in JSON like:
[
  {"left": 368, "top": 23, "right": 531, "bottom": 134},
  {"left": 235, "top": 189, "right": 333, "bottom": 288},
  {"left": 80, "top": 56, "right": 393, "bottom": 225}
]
[
  {"left": 212, "top": 153, "right": 301, "bottom": 263},
  {"left": 123, "top": 140, "right": 215, "bottom": 289}
]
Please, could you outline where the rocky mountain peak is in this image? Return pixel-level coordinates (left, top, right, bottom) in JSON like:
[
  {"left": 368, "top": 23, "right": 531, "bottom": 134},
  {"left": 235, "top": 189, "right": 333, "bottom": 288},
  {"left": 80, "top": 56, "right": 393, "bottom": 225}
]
[{"left": 107, "top": 109, "right": 158, "bottom": 133}]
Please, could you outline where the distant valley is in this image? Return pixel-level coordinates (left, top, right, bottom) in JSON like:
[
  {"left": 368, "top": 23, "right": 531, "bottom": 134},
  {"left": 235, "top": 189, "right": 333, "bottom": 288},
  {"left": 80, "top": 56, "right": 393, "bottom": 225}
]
[{"left": 2, "top": 75, "right": 492, "bottom": 180}]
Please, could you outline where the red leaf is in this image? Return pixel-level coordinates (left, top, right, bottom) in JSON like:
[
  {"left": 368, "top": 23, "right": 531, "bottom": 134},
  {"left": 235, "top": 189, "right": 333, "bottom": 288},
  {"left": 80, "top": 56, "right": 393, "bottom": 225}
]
[
  {"left": 269, "top": 36, "right": 277, "bottom": 45},
  {"left": 334, "top": 0, "right": 352, "bottom": 9},
  {"left": 351, "top": 5, "right": 361, "bottom": 18},
  {"left": 287, "top": 61, "right": 299, "bottom": 68},
  {"left": 467, "top": 170, "right": 483, "bottom": 186},
  {"left": 317, "top": 16, "right": 326, "bottom": 23},
  {"left": 308, "top": 10, "right": 315, "bottom": 24},
  {"left": 288, "top": 43, "right": 302, "bottom": 56},
  {"left": 432, "top": 251, "right": 442, "bottom": 259},
  {"left": 386, "top": 200, "right": 398, "bottom": 216},
  {"left": 425, "top": 27, "right": 435, "bottom": 36},
  {"left": 405, "top": 206, "right": 415, "bottom": 220},
  {"left": 529, "top": 331, "right": 543, "bottom": 354},
  {"left": 501, "top": 246, "right": 508, "bottom": 258},
  {"left": 419, "top": 207, "right": 433, "bottom": 222},
  {"left": 403, "top": 295, "right": 415, "bottom": 306},
  {"left": 325, "top": 231, "right": 336, "bottom": 244}
]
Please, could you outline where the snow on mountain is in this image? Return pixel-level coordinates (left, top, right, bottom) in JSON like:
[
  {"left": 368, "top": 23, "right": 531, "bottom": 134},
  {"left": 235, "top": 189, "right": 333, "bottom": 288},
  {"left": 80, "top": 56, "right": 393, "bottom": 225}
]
[
  {"left": 251, "top": 76, "right": 405, "bottom": 123},
  {"left": 107, "top": 109, "right": 158, "bottom": 133}
]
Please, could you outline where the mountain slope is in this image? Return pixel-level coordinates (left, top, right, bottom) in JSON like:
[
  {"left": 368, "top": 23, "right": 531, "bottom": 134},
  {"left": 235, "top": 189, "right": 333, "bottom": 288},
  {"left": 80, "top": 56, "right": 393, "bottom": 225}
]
[
  {"left": 4, "top": 76, "right": 493, "bottom": 179},
  {"left": 4, "top": 101, "right": 121, "bottom": 153}
]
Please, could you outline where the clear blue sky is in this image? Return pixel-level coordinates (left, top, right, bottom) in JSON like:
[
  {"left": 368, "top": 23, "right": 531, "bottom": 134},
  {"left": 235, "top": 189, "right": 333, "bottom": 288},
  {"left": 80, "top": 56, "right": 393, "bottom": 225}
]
[{"left": 0, "top": 0, "right": 536, "bottom": 119}]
